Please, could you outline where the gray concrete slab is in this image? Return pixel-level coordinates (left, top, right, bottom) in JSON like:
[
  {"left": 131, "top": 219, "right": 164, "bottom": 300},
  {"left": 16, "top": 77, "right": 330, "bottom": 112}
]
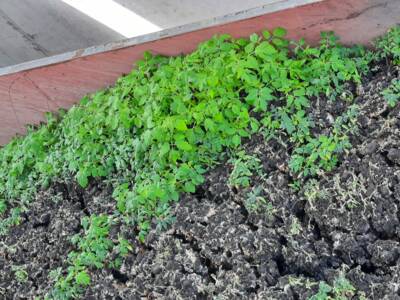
[
  {"left": 114, "top": 0, "right": 280, "bottom": 28},
  {"left": 0, "top": 0, "right": 275, "bottom": 67}
]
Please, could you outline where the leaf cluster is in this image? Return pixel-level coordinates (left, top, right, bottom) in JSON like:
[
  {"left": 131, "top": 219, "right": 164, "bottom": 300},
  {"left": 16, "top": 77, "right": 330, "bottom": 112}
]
[
  {"left": 49, "top": 215, "right": 113, "bottom": 299},
  {"left": 308, "top": 275, "right": 359, "bottom": 300},
  {"left": 228, "top": 151, "right": 262, "bottom": 188},
  {"left": 375, "top": 26, "right": 400, "bottom": 65},
  {"left": 381, "top": 79, "right": 400, "bottom": 107},
  {"left": 0, "top": 26, "right": 383, "bottom": 298}
]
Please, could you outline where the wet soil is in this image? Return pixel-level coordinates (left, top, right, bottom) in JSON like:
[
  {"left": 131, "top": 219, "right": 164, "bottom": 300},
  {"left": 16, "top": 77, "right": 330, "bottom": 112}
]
[{"left": 1, "top": 63, "right": 400, "bottom": 300}]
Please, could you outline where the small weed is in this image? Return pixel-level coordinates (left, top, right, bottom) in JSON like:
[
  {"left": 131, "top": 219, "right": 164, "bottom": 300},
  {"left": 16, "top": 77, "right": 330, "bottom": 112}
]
[
  {"left": 308, "top": 274, "right": 356, "bottom": 300},
  {"left": 289, "top": 180, "right": 302, "bottom": 191},
  {"left": 303, "top": 179, "right": 328, "bottom": 203},
  {"left": 11, "top": 265, "right": 28, "bottom": 283},
  {"left": 110, "top": 235, "right": 133, "bottom": 268},
  {"left": 245, "top": 186, "right": 274, "bottom": 215},
  {"left": 0, "top": 208, "right": 21, "bottom": 236},
  {"left": 333, "top": 104, "right": 359, "bottom": 136},
  {"left": 381, "top": 79, "right": 400, "bottom": 107},
  {"left": 49, "top": 215, "right": 113, "bottom": 299},
  {"left": 289, "top": 134, "right": 345, "bottom": 176},
  {"left": 228, "top": 151, "right": 262, "bottom": 188},
  {"left": 376, "top": 26, "right": 400, "bottom": 65},
  {"left": 289, "top": 105, "right": 358, "bottom": 177},
  {"left": 289, "top": 216, "right": 302, "bottom": 235},
  {"left": 48, "top": 267, "right": 62, "bottom": 283},
  {"left": 332, "top": 173, "right": 368, "bottom": 210}
]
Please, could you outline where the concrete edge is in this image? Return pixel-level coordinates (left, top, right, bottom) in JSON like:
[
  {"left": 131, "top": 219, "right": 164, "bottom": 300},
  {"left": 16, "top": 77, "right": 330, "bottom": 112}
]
[{"left": 0, "top": 0, "right": 322, "bottom": 76}]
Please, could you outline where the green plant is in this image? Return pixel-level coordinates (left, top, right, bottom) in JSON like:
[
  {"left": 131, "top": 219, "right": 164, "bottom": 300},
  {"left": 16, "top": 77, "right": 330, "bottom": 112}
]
[
  {"left": 0, "top": 207, "right": 21, "bottom": 235},
  {"left": 11, "top": 265, "right": 28, "bottom": 283},
  {"left": 48, "top": 267, "right": 62, "bottom": 283},
  {"left": 245, "top": 186, "right": 274, "bottom": 214},
  {"left": 333, "top": 104, "right": 359, "bottom": 135},
  {"left": 49, "top": 215, "right": 113, "bottom": 299},
  {"left": 381, "top": 79, "right": 400, "bottom": 107},
  {"left": 289, "top": 105, "right": 358, "bottom": 177},
  {"left": 303, "top": 179, "right": 328, "bottom": 203},
  {"left": 289, "top": 216, "right": 302, "bottom": 235},
  {"left": 110, "top": 235, "right": 133, "bottom": 268},
  {"left": 308, "top": 275, "right": 356, "bottom": 300},
  {"left": 229, "top": 151, "right": 262, "bottom": 188},
  {"left": 376, "top": 26, "right": 400, "bottom": 65},
  {"left": 289, "top": 134, "right": 345, "bottom": 176}
]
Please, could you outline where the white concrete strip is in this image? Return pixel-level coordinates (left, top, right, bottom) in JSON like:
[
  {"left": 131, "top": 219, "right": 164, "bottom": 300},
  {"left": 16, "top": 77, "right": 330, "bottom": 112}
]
[
  {"left": 0, "top": 0, "right": 322, "bottom": 76},
  {"left": 61, "top": 0, "right": 161, "bottom": 37}
]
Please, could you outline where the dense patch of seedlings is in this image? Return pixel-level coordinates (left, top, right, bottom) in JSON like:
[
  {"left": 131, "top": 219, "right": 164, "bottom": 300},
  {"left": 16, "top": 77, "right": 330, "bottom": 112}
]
[{"left": 0, "top": 26, "right": 399, "bottom": 299}]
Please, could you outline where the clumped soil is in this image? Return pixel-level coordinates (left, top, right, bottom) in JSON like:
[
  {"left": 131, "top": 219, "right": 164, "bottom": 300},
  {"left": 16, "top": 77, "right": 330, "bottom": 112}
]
[{"left": 1, "top": 64, "right": 400, "bottom": 300}]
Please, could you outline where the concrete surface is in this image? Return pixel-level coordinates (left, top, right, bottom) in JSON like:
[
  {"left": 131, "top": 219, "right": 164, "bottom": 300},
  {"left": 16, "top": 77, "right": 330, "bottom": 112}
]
[
  {"left": 113, "top": 0, "right": 286, "bottom": 28},
  {"left": 0, "top": 0, "right": 275, "bottom": 67}
]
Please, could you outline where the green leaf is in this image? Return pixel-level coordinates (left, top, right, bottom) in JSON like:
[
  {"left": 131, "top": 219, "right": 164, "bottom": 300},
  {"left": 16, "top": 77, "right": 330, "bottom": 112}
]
[
  {"left": 75, "top": 271, "right": 91, "bottom": 286},
  {"left": 245, "top": 56, "right": 259, "bottom": 69},
  {"left": 176, "top": 140, "right": 192, "bottom": 151},
  {"left": 143, "top": 51, "right": 152, "bottom": 60},
  {"left": 280, "top": 112, "right": 295, "bottom": 134},
  {"left": 273, "top": 27, "right": 287, "bottom": 38},
  {"left": 262, "top": 30, "right": 271, "bottom": 39},
  {"left": 0, "top": 200, "right": 6, "bottom": 214},
  {"left": 184, "top": 182, "right": 196, "bottom": 193},
  {"left": 204, "top": 118, "right": 216, "bottom": 132},
  {"left": 249, "top": 33, "right": 259, "bottom": 43},
  {"left": 272, "top": 38, "right": 285, "bottom": 47},
  {"left": 159, "top": 143, "right": 170, "bottom": 156},
  {"left": 175, "top": 119, "right": 188, "bottom": 131},
  {"left": 255, "top": 41, "right": 277, "bottom": 59},
  {"left": 76, "top": 171, "right": 89, "bottom": 188},
  {"left": 244, "top": 43, "right": 255, "bottom": 53},
  {"left": 232, "top": 135, "right": 241, "bottom": 147}
]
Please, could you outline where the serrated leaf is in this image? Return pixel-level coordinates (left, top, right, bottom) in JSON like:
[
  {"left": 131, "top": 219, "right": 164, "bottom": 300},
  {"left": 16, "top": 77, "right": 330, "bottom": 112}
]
[
  {"left": 232, "top": 135, "right": 241, "bottom": 147},
  {"left": 176, "top": 140, "right": 192, "bottom": 151},
  {"left": 245, "top": 56, "right": 259, "bottom": 69},
  {"left": 255, "top": 42, "right": 277, "bottom": 59},
  {"left": 76, "top": 171, "right": 89, "bottom": 188},
  {"left": 280, "top": 112, "right": 295, "bottom": 134},
  {"left": 204, "top": 118, "right": 216, "bottom": 132},
  {"left": 75, "top": 271, "right": 91, "bottom": 286},
  {"left": 272, "top": 38, "right": 285, "bottom": 47},
  {"left": 184, "top": 182, "right": 196, "bottom": 193},
  {"left": 273, "top": 27, "right": 287, "bottom": 38},
  {"left": 175, "top": 119, "right": 188, "bottom": 131},
  {"left": 262, "top": 30, "right": 271, "bottom": 39},
  {"left": 249, "top": 33, "right": 259, "bottom": 43},
  {"left": 0, "top": 200, "right": 6, "bottom": 214},
  {"left": 244, "top": 43, "right": 255, "bottom": 53}
]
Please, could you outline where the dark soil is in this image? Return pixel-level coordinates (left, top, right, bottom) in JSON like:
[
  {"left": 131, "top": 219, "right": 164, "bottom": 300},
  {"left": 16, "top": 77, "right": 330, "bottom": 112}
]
[{"left": 1, "top": 64, "right": 400, "bottom": 300}]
